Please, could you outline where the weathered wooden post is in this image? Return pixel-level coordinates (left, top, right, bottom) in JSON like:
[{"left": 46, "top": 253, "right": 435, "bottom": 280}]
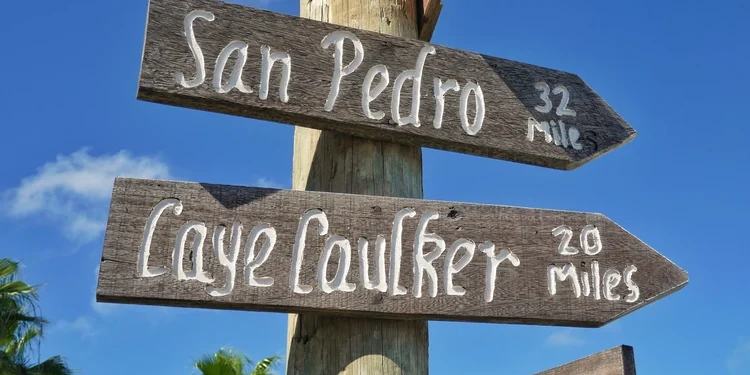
[{"left": 288, "top": 2, "right": 440, "bottom": 374}]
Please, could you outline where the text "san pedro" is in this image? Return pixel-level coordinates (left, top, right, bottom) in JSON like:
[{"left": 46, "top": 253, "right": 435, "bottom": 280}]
[{"left": 176, "top": 10, "right": 486, "bottom": 136}]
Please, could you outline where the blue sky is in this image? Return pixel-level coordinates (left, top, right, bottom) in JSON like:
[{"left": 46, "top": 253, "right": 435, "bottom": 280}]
[{"left": 1, "top": 0, "right": 748, "bottom": 374}]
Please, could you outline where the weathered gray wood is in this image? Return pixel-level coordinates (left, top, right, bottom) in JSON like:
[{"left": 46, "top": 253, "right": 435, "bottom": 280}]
[
  {"left": 96, "top": 178, "right": 688, "bottom": 328},
  {"left": 287, "top": 0, "right": 428, "bottom": 374},
  {"left": 137, "top": 0, "right": 636, "bottom": 170},
  {"left": 536, "top": 345, "right": 636, "bottom": 375}
]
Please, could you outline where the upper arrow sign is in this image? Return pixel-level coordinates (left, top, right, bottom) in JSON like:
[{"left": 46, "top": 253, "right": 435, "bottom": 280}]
[
  {"left": 137, "top": 0, "right": 636, "bottom": 170},
  {"left": 96, "top": 178, "right": 687, "bottom": 328}
]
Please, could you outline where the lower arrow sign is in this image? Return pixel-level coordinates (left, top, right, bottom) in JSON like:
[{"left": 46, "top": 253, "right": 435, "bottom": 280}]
[{"left": 96, "top": 178, "right": 687, "bottom": 328}]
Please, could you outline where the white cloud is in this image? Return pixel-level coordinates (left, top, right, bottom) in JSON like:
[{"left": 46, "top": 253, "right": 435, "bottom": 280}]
[
  {"left": 255, "top": 177, "right": 285, "bottom": 189},
  {"left": 3, "top": 148, "right": 171, "bottom": 244},
  {"left": 49, "top": 316, "right": 98, "bottom": 338},
  {"left": 728, "top": 337, "right": 750, "bottom": 374},
  {"left": 546, "top": 329, "right": 585, "bottom": 347}
]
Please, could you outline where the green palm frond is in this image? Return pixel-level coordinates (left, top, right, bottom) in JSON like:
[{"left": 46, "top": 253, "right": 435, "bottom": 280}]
[
  {"left": 1, "top": 258, "right": 45, "bottom": 355},
  {"left": 0, "top": 311, "right": 46, "bottom": 350},
  {"left": 194, "top": 348, "right": 250, "bottom": 375},
  {"left": 0, "top": 258, "right": 42, "bottom": 320},
  {"left": 27, "top": 355, "right": 74, "bottom": 375},
  {"left": 193, "top": 348, "right": 280, "bottom": 375},
  {"left": 251, "top": 355, "right": 281, "bottom": 375},
  {"left": 0, "top": 351, "right": 74, "bottom": 375},
  {"left": 5, "top": 325, "right": 42, "bottom": 356},
  {"left": 0, "top": 259, "right": 72, "bottom": 374},
  {"left": 0, "top": 259, "right": 41, "bottom": 301},
  {"left": 0, "top": 259, "right": 21, "bottom": 279},
  {"left": 0, "top": 351, "right": 21, "bottom": 375},
  {"left": 0, "top": 280, "right": 37, "bottom": 297},
  {"left": 0, "top": 309, "right": 48, "bottom": 331}
]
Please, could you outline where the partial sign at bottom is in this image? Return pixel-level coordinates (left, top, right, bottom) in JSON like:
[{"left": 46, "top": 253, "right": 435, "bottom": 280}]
[
  {"left": 96, "top": 178, "right": 687, "bottom": 328},
  {"left": 536, "top": 345, "right": 636, "bottom": 375}
]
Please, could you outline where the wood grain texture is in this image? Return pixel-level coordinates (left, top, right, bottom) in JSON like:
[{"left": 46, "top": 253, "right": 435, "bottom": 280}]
[
  {"left": 137, "top": 0, "right": 636, "bottom": 170},
  {"left": 536, "top": 345, "right": 636, "bottom": 375},
  {"left": 288, "top": 0, "right": 427, "bottom": 374},
  {"left": 418, "top": 0, "right": 442, "bottom": 42},
  {"left": 96, "top": 178, "right": 688, "bottom": 328}
]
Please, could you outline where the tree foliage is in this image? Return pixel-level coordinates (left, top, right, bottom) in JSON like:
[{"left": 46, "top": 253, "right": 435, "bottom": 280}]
[
  {"left": 0, "top": 258, "right": 74, "bottom": 375},
  {"left": 193, "top": 348, "right": 280, "bottom": 375}
]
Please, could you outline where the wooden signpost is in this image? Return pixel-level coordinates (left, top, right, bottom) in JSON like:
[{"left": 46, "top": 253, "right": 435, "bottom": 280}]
[
  {"left": 137, "top": 0, "right": 636, "bottom": 170},
  {"left": 96, "top": 0, "right": 689, "bottom": 373},
  {"left": 97, "top": 177, "right": 687, "bottom": 328}
]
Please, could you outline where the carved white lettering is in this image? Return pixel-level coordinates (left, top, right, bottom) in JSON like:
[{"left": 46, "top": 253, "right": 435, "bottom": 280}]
[
  {"left": 547, "top": 226, "right": 637, "bottom": 303},
  {"left": 245, "top": 224, "right": 277, "bottom": 287},
  {"left": 535, "top": 82, "right": 576, "bottom": 116},
  {"left": 550, "top": 120, "right": 563, "bottom": 146},
  {"left": 389, "top": 208, "right": 415, "bottom": 296},
  {"left": 260, "top": 45, "right": 291, "bottom": 102},
  {"left": 443, "top": 239, "right": 475, "bottom": 296},
  {"left": 580, "top": 225, "right": 602, "bottom": 255},
  {"left": 553, "top": 85, "right": 576, "bottom": 116},
  {"left": 568, "top": 126, "right": 583, "bottom": 150},
  {"left": 173, "top": 221, "right": 213, "bottom": 283},
  {"left": 322, "top": 31, "right": 364, "bottom": 111},
  {"left": 138, "top": 192, "right": 646, "bottom": 307},
  {"left": 290, "top": 209, "right": 329, "bottom": 294},
  {"left": 592, "top": 260, "right": 601, "bottom": 300},
  {"left": 362, "top": 65, "right": 390, "bottom": 120},
  {"left": 318, "top": 236, "right": 356, "bottom": 293},
  {"left": 552, "top": 225, "right": 578, "bottom": 255},
  {"left": 527, "top": 117, "right": 553, "bottom": 143},
  {"left": 412, "top": 210, "right": 446, "bottom": 298},
  {"left": 138, "top": 198, "right": 183, "bottom": 278},
  {"left": 176, "top": 10, "right": 214, "bottom": 88},
  {"left": 547, "top": 263, "right": 581, "bottom": 298},
  {"left": 603, "top": 269, "right": 622, "bottom": 301},
  {"left": 358, "top": 236, "right": 388, "bottom": 292},
  {"left": 175, "top": 18, "right": 514, "bottom": 143},
  {"left": 459, "top": 82, "right": 485, "bottom": 135},
  {"left": 534, "top": 82, "right": 553, "bottom": 113},
  {"left": 481, "top": 242, "right": 520, "bottom": 303},
  {"left": 624, "top": 265, "right": 639, "bottom": 303},
  {"left": 391, "top": 46, "right": 436, "bottom": 126},
  {"left": 432, "top": 78, "right": 459, "bottom": 129},
  {"left": 581, "top": 270, "right": 591, "bottom": 297},
  {"left": 207, "top": 221, "right": 242, "bottom": 297},
  {"left": 529, "top": 82, "right": 583, "bottom": 150},
  {"left": 214, "top": 41, "right": 253, "bottom": 94},
  {"left": 558, "top": 120, "right": 570, "bottom": 148},
  {"left": 527, "top": 117, "right": 582, "bottom": 150}
]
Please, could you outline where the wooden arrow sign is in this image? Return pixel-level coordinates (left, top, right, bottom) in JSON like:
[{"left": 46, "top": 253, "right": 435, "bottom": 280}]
[
  {"left": 535, "top": 345, "right": 636, "bottom": 375},
  {"left": 96, "top": 178, "right": 687, "bottom": 327},
  {"left": 136, "top": 0, "right": 636, "bottom": 170}
]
